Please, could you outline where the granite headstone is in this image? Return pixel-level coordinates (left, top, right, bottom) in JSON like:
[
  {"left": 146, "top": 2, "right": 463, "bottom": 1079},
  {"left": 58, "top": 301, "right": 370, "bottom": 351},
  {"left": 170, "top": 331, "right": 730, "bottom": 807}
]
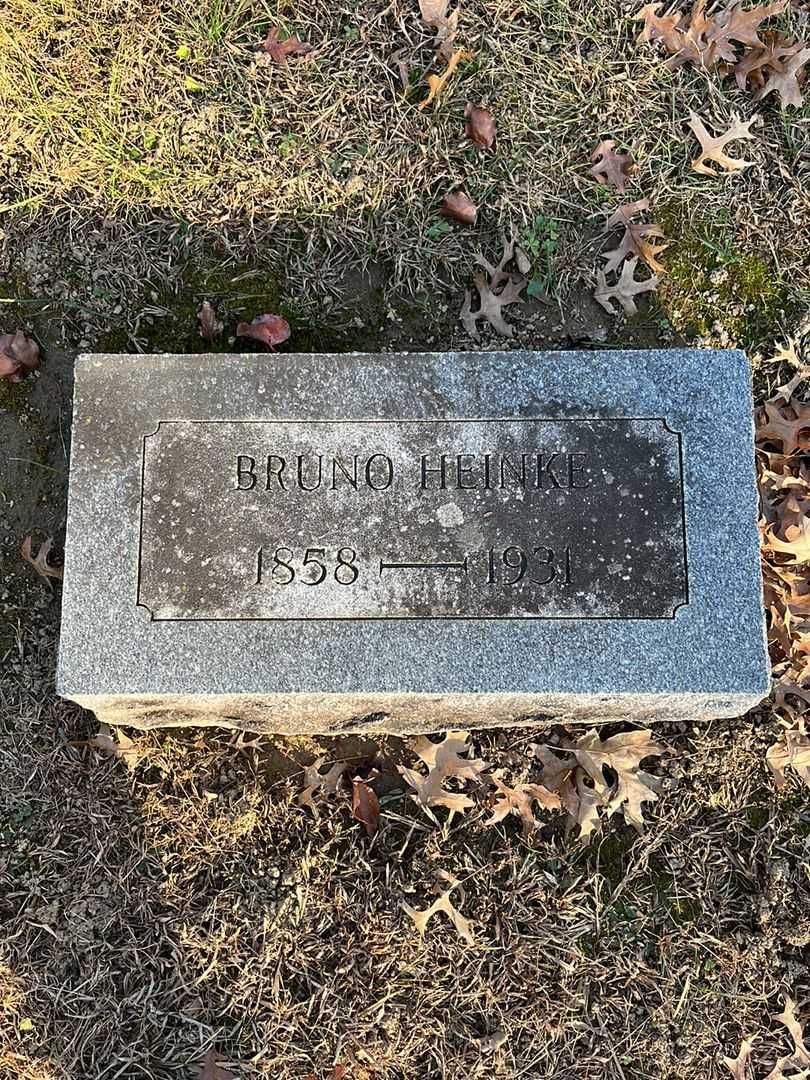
[{"left": 57, "top": 349, "right": 768, "bottom": 734}]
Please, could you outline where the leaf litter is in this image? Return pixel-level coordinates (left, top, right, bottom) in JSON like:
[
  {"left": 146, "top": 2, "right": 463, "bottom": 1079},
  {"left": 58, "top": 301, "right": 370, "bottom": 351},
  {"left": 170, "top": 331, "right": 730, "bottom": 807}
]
[
  {"left": 637, "top": 0, "right": 810, "bottom": 108},
  {"left": 723, "top": 995, "right": 810, "bottom": 1079},
  {"left": 757, "top": 352, "right": 810, "bottom": 791},
  {"left": 398, "top": 730, "right": 490, "bottom": 821}
]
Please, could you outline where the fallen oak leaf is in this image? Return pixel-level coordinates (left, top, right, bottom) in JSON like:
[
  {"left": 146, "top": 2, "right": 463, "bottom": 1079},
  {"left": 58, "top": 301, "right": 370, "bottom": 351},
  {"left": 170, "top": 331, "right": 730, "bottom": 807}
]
[
  {"left": 636, "top": 2, "right": 685, "bottom": 53},
  {"left": 464, "top": 103, "right": 495, "bottom": 148},
  {"left": 461, "top": 272, "right": 525, "bottom": 337},
  {"left": 260, "top": 26, "right": 313, "bottom": 64},
  {"left": 236, "top": 313, "right": 291, "bottom": 349},
  {"left": 402, "top": 871, "right": 475, "bottom": 944},
  {"left": 486, "top": 775, "right": 561, "bottom": 837},
  {"left": 567, "top": 727, "right": 666, "bottom": 830},
  {"left": 0, "top": 329, "right": 40, "bottom": 383},
  {"left": 767, "top": 723, "right": 810, "bottom": 787},
  {"left": 195, "top": 1046, "right": 236, "bottom": 1080},
  {"left": 590, "top": 139, "right": 636, "bottom": 192},
  {"left": 603, "top": 201, "right": 669, "bottom": 275},
  {"left": 733, "top": 33, "right": 805, "bottom": 90},
  {"left": 399, "top": 730, "right": 489, "bottom": 820},
  {"left": 21, "top": 535, "right": 63, "bottom": 582},
  {"left": 757, "top": 46, "right": 810, "bottom": 109},
  {"left": 419, "top": 0, "right": 459, "bottom": 44},
  {"left": 297, "top": 757, "right": 349, "bottom": 817},
  {"left": 594, "top": 256, "right": 659, "bottom": 316},
  {"left": 419, "top": 47, "right": 472, "bottom": 109},
  {"left": 688, "top": 110, "right": 760, "bottom": 175},
  {"left": 722, "top": 1036, "right": 757, "bottom": 1079},
  {"left": 710, "top": 0, "right": 787, "bottom": 61},
  {"left": 351, "top": 777, "right": 380, "bottom": 836},
  {"left": 440, "top": 189, "right": 477, "bottom": 225},
  {"left": 197, "top": 301, "right": 222, "bottom": 343}
]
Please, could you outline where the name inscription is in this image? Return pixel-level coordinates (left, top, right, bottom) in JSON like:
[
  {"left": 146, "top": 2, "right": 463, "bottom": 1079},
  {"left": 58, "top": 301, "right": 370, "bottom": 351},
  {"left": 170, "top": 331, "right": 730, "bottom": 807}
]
[{"left": 136, "top": 418, "right": 688, "bottom": 621}]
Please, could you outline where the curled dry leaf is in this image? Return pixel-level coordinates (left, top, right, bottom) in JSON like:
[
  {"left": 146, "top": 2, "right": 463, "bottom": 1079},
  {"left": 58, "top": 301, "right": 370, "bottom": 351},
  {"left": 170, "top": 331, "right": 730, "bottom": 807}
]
[
  {"left": 688, "top": 110, "right": 759, "bottom": 175},
  {"left": 419, "top": 47, "right": 472, "bottom": 109},
  {"left": 0, "top": 329, "right": 40, "bottom": 383},
  {"left": 460, "top": 235, "right": 527, "bottom": 338},
  {"left": 532, "top": 728, "right": 666, "bottom": 841},
  {"left": 21, "top": 535, "right": 63, "bottom": 582},
  {"left": 603, "top": 199, "right": 669, "bottom": 275},
  {"left": 464, "top": 103, "right": 495, "bottom": 149},
  {"left": 440, "top": 189, "right": 477, "bottom": 225},
  {"left": 594, "top": 256, "right": 659, "bottom": 316},
  {"left": 297, "top": 757, "right": 349, "bottom": 818},
  {"left": 398, "top": 730, "right": 490, "bottom": 820},
  {"left": 757, "top": 46, "right": 810, "bottom": 109},
  {"left": 733, "top": 33, "right": 806, "bottom": 91},
  {"left": 197, "top": 301, "right": 223, "bottom": 343},
  {"left": 402, "top": 871, "right": 475, "bottom": 944},
  {"left": 767, "top": 721, "right": 810, "bottom": 788},
  {"left": 590, "top": 139, "right": 635, "bottom": 192},
  {"left": 419, "top": 0, "right": 459, "bottom": 45},
  {"left": 351, "top": 777, "right": 380, "bottom": 836},
  {"left": 196, "top": 1046, "right": 236, "bottom": 1080},
  {"left": 722, "top": 1036, "right": 757, "bottom": 1079},
  {"left": 236, "top": 313, "right": 291, "bottom": 349},
  {"left": 260, "top": 27, "right": 313, "bottom": 64},
  {"left": 724, "top": 996, "right": 810, "bottom": 1078},
  {"left": 88, "top": 723, "right": 142, "bottom": 771},
  {"left": 486, "top": 775, "right": 561, "bottom": 837}
]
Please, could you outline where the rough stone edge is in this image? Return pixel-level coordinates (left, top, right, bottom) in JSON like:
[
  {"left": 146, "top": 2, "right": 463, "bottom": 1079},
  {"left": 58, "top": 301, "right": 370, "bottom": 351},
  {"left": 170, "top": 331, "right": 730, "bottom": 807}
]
[{"left": 64, "top": 690, "right": 766, "bottom": 736}]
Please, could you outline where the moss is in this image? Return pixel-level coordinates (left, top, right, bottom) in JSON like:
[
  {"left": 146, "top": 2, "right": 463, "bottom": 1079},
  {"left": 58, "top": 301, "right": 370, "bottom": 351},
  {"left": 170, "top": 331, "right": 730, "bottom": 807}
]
[{"left": 657, "top": 209, "right": 793, "bottom": 350}]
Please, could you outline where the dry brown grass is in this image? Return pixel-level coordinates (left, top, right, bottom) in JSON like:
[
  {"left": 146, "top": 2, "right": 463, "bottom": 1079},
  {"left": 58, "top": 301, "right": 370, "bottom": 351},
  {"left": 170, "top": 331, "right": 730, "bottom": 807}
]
[{"left": 0, "top": 0, "right": 808, "bottom": 328}]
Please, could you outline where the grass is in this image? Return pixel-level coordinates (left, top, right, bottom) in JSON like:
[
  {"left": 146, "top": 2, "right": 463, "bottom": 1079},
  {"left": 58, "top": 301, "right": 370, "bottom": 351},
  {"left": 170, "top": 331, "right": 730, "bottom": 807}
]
[{"left": 0, "top": 0, "right": 808, "bottom": 339}]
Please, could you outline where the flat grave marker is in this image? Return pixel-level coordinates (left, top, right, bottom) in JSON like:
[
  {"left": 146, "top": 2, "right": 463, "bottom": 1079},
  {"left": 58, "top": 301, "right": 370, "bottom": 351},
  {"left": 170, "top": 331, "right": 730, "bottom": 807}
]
[{"left": 58, "top": 349, "right": 768, "bottom": 733}]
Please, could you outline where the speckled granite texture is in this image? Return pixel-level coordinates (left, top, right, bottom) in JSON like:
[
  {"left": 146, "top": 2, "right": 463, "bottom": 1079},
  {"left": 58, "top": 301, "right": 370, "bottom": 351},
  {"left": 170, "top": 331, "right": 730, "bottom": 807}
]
[{"left": 58, "top": 349, "right": 768, "bottom": 733}]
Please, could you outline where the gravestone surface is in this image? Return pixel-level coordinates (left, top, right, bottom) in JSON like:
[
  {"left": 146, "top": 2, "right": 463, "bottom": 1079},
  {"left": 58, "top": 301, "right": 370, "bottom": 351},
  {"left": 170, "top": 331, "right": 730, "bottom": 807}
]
[{"left": 58, "top": 349, "right": 768, "bottom": 734}]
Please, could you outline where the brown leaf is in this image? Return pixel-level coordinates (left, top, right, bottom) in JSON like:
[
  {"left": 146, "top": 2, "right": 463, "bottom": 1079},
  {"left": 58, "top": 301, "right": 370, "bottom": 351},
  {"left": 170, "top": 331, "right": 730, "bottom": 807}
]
[
  {"left": 236, "top": 314, "right": 291, "bottom": 349},
  {"left": 688, "top": 110, "right": 759, "bottom": 175},
  {"left": 464, "top": 103, "right": 495, "bottom": 149},
  {"left": 710, "top": 0, "right": 787, "bottom": 62},
  {"left": 460, "top": 235, "right": 526, "bottom": 337},
  {"left": 419, "top": 47, "right": 472, "bottom": 109},
  {"left": 197, "top": 301, "right": 223, "bottom": 343},
  {"left": 88, "top": 723, "right": 142, "bottom": 771},
  {"left": 733, "top": 33, "right": 805, "bottom": 91},
  {"left": 0, "top": 330, "right": 40, "bottom": 383},
  {"left": 402, "top": 871, "right": 475, "bottom": 944},
  {"left": 260, "top": 27, "right": 313, "bottom": 64},
  {"left": 756, "top": 46, "right": 810, "bottom": 109},
  {"left": 440, "top": 190, "right": 477, "bottom": 225},
  {"left": 603, "top": 201, "right": 669, "bottom": 275},
  {"left": 767, "top": 722, "right": 810, "bottom": 787},
  {"left": 399, "top": 730, "right": 489, "bottom": 819},
  {"left": 486, "top": 775, "right": 561, "bottom": 836},
  {"left": 594, "top": 256, "right": 659, "bottom": 316},
  {"left": 298, "top": 757, "right": 349, "bottom": 817},
  {"left": 21, "top": 535, "right": 63, "bottom": 582},
  {"left": 196, "top": 1047, "right": 236, "bottom": 1080},
  {"left": 569, "top": 728, "right": 666, "bottom": 830},
  {"left": 351, "top": 778, "right": 380, "bottom": 836},
  {"left": 419, "top": 0, "right": 459, "bottom": 44},
  {"left": 723, "top": 1036, "right": 757, "bottom": 1079},
  {"left": 636, "top": 2, "right": 685, "bottom": 54},
  {"left": 590, "top": 140, "right": 635, "bottom": 192}
]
